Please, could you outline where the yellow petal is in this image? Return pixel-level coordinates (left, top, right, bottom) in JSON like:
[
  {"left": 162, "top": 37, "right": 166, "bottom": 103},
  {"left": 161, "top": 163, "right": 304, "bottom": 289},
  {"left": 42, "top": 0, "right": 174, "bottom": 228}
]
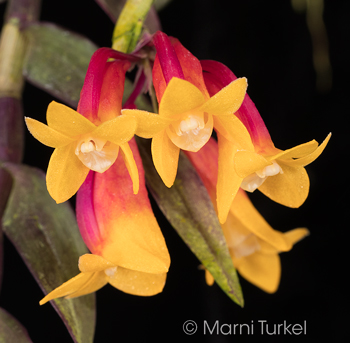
[
  {"left": 258, "top": 162, "right": 310, "bottom": 208},
  {"left": 258, "top": 240, "right": 279, "bottom": 254},
  {"left": 236, "top": 252, "right": 281, "bottom": 293},
  {"left": 234, "top": 151, "right": 271, "bottom": 178},
  {"left": 282, "top": 228, "right": 310, "bottom": 248},
  {"left": 151, "top": 130, "right": 180, "bottom": 187},
  {"left": 159, "top": 78, "right": 205, "bottom": 118},
  {"left": 25, "top": 117, "right": 75, "bottom": 148},
  {"left": 205, "top": 269, "right": 215, "bottom": 286},
  {"left": 47, "top": 143, "right": 90, "bottom": 203},
  {"left": 39, "top": 272, "right": 93, "bottom": 305},
  {"left": 46, "top": 101, "right": 96, "bottom": 136},
  {"left": 213, "top": 115, "right": 254, "bottom": 150},
  {"left": 107, "top": 267, "right": 167, "bottom": 296},
  {"left": 93, "top": 115, "right": 137, "bottom": 146},
  {"left": 120, "top": 142, "right": 139, "bottom": 194},
  {"left": 199, "top": 77, "right": 247, "bottom": 116},
  {"left": 78, "top": 254, "right": 115, "bottom": 272},
  {"left": 229, "top": 190, "right": 294, "bottom": 252},
  {"left": 121, "top": 109, "right": 171, "bottom": 138},
  {"left": 282, "top": 133, "right": 331, "bottom": 167},
  {"left": 65, "top": 271, "right": 108, "bottom": 299},
  {"left": 270, "top": 139, "right": 319, "bottom": 161},
  {"left": 216, "top": 133, "right": 242, "bottom": 224}
]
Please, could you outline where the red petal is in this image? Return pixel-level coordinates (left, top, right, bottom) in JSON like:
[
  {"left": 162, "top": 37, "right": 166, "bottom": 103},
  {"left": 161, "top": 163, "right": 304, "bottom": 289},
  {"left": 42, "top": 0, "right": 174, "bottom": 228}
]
[
  {"left": 76, "top": 171, "right": 103, "bottom": 254},
  {"left": 171, "top": 38, "right": 209, "bottom": 99},
  {"left": 77, "top": 48, "right": 136, "bottom": 124},
  {"left": 152, "top": 31, "right": 184, "bottom": 102},
  {"left": 152, "top": 32, "right": 209, "bottom": 102},
  {"left": 201, "top": 60, "right": 275, "bottom": 154},
  {"left": 97, "top": 60, "right": 130, "bottom": 122}
]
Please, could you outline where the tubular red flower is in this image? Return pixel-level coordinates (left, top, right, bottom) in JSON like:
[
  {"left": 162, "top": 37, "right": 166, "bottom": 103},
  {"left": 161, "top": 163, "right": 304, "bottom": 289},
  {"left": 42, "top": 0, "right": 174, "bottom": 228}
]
[
  {"left": 25, "top": 48, "right": 140, "bottom": 203},
  {"left": 201, "top": 60, "right": 274, "bottom": 154},
  {"left": 201, "top": 60, "right": 330, "bottom": 221},
  {"left": 122, "top": 32, "right": 250, "bottom": 190},
  {"left": 40, "top": 138, "right": 170, "bottom": 304},
  {"left": 185, "top": 138, "right": 309, "bottom": 293}
]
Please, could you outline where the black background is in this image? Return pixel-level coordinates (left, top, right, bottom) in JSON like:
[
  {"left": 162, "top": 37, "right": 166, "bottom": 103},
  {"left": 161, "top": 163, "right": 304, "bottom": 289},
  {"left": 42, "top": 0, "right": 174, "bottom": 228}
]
[{"left": 0, "top": 0, "right": 348, "bottom": 342}]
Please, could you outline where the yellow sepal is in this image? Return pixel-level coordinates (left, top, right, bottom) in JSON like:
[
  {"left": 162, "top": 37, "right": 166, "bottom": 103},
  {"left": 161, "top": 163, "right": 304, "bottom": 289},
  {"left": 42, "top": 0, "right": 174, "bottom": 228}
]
[
  {"left": 281, "top": 133, "right": 331, "bottom": 167},
  {"left": 46, "top": 101, "right": 96, "bottom": 136},
  {"left": 151, "top": 130, "right": 180, "bottom": 188},
  {"left": 229, "top": 190, "right": 295, "bottom": 252},
  {"left": 216, "top": 133, "right": 242, "bottom": 224},
  {"left": 39, "top": 272, "right": 93, "bottom": 305},
  {"left": 25, "top": 117, "right": 74, "bottom": 148},
  {"left": 235, "top": 252, "right": 281, "bottom": 294},
  {"left": 159, "top": 78, "right": 205, "bottom": 118},
  {"left": 199, "top": 77, "right": 248, "bottom": 116},
  {"left": 214, "top": 115, "right": 254, "bottom": 150},
  {"left": 66, "top": 271, "right": 108, "bottom": 299},
  {"left": 282, "top": 228, "right": 310, "bottom": 248},
  {"left": 46, "top": 143, "right": 90, "bottom": 203},
  {"left": 121, "top": 109, "right": 171, "bottom": 138},
  {"left": 93, "top": 115, "right": 137, "bottom": 146},
  {"left": 120, "top": 142, "right": 139, "bottom": 194}
]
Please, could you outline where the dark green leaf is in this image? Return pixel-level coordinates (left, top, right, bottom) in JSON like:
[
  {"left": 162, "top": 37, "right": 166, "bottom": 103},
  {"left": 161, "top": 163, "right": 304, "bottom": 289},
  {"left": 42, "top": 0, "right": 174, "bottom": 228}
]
[
  {"left": 0, "top": 308, "right": 33, "bottom": 343},
  {"left": 1, "top": 162, "right": 95, "bottom": 343},
  {"left": 136, "top": 138, "right": 244, "bottom": 306},
  {"left": 23, "top": 23, "right": 98, "bottom": 108}
]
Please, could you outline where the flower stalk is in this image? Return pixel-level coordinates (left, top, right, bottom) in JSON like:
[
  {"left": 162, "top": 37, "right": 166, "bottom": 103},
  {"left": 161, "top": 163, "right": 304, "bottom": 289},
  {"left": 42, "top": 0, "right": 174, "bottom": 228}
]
[
  {"left": 111, "top": 0, "right": 154, "bottom": 53},
  {"left": 0, "top": 0, "right": 41, "bottom": 293}
]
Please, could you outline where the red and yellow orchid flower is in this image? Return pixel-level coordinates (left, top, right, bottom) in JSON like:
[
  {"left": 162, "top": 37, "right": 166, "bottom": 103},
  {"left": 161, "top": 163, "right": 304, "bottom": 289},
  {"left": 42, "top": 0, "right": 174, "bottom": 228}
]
[
  {"left": 122, "top": 31, "right": 252, "bottom": 188},
  {"left": 201, "top": 60, "right": 331, "bottom": 223},
  {"left": 186, "top": 138, "right": 309, "bottom": 293},
  {"left": 40, "top": 138, "right": 170, "bottom": 303},
  {"left": 25, "top": 48, "right": 139, "bottom": 203}
]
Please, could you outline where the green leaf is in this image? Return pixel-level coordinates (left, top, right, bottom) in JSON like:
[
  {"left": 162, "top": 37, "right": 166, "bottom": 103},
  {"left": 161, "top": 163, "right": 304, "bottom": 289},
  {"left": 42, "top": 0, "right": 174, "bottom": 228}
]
[
  {"left": 136, "top": 138, "right": 244, "bottom": 306},
  {"left": 0, "top": 308, "right": 33, "bottom": 343},
  {"left": 22, "top": 23, "right": 98, "bottom": 108},
  {"left": 1, "top": 162, "right": 95, "bottom": 343}
]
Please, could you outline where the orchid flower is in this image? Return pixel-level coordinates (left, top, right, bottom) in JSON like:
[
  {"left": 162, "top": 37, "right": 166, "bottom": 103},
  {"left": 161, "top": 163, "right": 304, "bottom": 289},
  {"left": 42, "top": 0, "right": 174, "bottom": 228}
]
[
  {"left": 25, "top": 48, "right": 140, "bottom": 203},
  {"left": 122, "top": 31, "right": 252, "bottom": 188},
  {"left": 40, "top": 138, "right": 170, "bottom": 304},
  {"left": 201, "top": 60, "right": 331, "bottom": 223},
  {"left": 186, "top": 138, "right": 309, "bottom": 293}
]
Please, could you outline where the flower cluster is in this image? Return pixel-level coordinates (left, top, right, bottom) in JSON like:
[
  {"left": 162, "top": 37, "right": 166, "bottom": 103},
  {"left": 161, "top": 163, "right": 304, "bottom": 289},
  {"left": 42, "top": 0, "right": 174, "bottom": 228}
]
[{"left": 25, "top": 31, "right": 330, "bottom": 303}]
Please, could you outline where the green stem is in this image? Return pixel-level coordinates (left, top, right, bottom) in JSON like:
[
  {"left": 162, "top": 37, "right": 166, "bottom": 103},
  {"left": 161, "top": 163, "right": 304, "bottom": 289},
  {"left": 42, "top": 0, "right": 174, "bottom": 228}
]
[{"left": 0, "top": 0, "right": 42, "bottom": 292}]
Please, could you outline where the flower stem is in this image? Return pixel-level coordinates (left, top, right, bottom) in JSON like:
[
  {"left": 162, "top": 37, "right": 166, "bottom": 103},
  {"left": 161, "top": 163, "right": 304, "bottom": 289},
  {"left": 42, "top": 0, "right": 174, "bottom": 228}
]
[{"left": 111, "top": 0, "right": 154, "bottom": 53}]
